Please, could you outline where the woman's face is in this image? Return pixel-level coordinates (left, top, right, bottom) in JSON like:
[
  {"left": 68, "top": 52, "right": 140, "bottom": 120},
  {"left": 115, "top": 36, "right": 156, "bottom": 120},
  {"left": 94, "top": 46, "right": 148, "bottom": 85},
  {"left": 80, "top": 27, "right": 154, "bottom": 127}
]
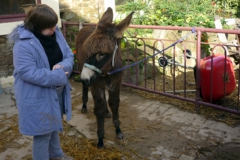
[{"left": 41, "top": 26, "right": 56, "bottom": 36}]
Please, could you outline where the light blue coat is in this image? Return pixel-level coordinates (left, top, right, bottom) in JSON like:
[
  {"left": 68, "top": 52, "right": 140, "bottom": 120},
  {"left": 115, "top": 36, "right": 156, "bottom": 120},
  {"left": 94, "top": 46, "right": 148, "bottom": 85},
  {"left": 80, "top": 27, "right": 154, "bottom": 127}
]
[{"left": 8, "top": 24, "right": 74, "bottom": 136}]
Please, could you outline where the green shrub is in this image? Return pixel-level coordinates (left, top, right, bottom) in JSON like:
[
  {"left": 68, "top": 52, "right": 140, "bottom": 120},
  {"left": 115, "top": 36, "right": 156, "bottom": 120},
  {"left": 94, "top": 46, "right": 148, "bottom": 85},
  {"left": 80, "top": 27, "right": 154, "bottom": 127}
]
[{"left": 116, "top": 0, "right": 239, "bottom": 28}]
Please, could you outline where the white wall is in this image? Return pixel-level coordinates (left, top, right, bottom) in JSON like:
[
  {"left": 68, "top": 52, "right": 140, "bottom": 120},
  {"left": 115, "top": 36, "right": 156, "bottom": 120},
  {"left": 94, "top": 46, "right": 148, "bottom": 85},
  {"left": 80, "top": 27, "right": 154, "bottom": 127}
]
[
  {"left": 104, "top": 0, "right": 116, "bottom": 20},
  {"left": 0, "top": 0, "right": 61, "bottom": 36},
  {"left": 42, "top": 0, "right": 62, "bottom": 28}
]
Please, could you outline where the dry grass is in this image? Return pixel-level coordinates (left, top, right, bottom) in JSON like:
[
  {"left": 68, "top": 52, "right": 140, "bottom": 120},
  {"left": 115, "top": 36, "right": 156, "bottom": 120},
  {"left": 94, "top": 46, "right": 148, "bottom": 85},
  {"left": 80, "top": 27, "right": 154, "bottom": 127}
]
[
  {"left": 0, "top": 113, "right": 138, "bottom": 160},
  {"left": 59, "top": 121, "right": 134, "bottom": 160}
]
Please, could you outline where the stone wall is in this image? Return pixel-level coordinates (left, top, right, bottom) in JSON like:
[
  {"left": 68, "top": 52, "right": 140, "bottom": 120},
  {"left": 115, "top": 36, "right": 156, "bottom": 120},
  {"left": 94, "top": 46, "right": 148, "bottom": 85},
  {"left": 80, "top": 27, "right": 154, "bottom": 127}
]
[
  {"left": 0, "top": 36, "right": 13, "bottom": 77},
  {"left": 59, "top": 0, "right": 105, "bottom": 23}
]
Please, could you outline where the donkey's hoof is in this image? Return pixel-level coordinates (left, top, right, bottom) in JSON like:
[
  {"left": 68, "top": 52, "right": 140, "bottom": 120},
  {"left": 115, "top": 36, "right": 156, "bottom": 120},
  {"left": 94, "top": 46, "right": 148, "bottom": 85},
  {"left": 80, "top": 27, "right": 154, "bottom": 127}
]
[
  {"left": 97, "top": 141, "right": 104, "bottom": 149},
  {"left": 117, "top": 133, "right": 124, "bottom": 139},
  {"left": 105, "top": 113, "right": 111, "bottom": 118},
  {"left": 81, "top": 108, "right": 87, "bottom": 114}
]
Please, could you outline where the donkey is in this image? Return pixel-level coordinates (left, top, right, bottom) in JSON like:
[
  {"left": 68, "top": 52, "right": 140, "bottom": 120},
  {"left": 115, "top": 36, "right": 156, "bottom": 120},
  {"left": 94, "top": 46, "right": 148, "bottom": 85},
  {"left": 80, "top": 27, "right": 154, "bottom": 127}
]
[{"left": 75, "top": 7, "right": 134, "bottom": 148}]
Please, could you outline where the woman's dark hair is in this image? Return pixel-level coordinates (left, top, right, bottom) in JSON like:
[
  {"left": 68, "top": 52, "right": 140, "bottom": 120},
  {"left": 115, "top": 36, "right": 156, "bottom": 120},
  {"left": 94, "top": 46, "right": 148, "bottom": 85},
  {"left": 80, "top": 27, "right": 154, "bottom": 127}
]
[{"left": 24, "top": 4, "right": 58, "bottom": 32}]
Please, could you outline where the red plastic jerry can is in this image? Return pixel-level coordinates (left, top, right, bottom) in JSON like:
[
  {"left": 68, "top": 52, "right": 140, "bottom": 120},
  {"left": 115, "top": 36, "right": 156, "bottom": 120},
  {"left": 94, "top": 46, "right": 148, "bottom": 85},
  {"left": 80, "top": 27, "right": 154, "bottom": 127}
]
[{"left": 200, "top": 54, "right": 236, "bottom": 102}]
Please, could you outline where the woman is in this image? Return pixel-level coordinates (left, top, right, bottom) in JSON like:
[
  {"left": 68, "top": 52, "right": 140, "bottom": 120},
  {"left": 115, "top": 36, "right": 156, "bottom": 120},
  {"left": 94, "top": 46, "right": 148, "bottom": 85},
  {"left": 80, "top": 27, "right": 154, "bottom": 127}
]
[{"left": 8, "top": 4, "right": 74, "bottom": 160}]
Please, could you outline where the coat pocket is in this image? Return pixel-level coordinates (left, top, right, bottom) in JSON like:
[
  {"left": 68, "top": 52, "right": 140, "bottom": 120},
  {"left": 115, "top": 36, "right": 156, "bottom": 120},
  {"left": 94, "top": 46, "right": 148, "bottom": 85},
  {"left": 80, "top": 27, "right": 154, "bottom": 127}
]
[{"left": 24, "top": 97, "right": 44, "bottom": 104}]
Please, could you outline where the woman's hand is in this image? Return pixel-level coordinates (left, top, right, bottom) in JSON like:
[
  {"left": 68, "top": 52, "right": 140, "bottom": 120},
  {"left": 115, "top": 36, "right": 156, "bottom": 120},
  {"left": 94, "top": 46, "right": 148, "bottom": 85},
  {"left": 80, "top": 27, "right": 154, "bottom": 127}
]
[
  {"left": 53, "top": 64, "right": 63, "bottom": 70},
  {"left": 53, "top": 64, "right": 69, "bottom": 75}
]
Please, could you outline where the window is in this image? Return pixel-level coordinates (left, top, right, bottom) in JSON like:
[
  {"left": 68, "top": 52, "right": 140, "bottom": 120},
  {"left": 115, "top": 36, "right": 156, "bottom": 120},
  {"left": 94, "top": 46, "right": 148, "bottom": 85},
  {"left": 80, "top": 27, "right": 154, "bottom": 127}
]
[
  {"left": 0, "top": 0, "right": 41, "bottom": 23},
  {"left": 0, "top": 0, "right": 61, "bottom": 36}
]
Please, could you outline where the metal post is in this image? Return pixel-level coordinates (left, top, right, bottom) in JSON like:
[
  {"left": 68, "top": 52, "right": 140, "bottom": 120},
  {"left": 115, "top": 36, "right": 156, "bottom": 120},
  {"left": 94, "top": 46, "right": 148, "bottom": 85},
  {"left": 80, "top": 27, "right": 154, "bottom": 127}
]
[
  {"left": 0, "top": 79, "right": 4, "bottom": 94},
  {"left": 195, "top": 30, "right": 202, "bottom": 112}
]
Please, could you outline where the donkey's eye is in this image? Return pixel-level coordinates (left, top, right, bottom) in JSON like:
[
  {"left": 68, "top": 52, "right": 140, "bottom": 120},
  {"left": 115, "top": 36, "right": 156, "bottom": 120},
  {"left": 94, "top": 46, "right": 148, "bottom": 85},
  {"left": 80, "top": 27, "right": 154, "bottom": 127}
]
[
  {"left": 96, "top": 53, "right": 105, "bottom": 61},
  {"left": 98, "top": 53, "right": 105, "bottom": 57},
  {"left": 97, "top": 53, "right": 105, "bottom": 59}
]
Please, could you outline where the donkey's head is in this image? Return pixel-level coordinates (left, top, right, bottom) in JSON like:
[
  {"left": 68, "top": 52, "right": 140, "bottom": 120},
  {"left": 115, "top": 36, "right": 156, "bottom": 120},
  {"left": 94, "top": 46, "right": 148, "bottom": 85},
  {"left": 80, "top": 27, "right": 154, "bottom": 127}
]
[{"left": 80, "top": 7, "right": 134, "bottom": 86}]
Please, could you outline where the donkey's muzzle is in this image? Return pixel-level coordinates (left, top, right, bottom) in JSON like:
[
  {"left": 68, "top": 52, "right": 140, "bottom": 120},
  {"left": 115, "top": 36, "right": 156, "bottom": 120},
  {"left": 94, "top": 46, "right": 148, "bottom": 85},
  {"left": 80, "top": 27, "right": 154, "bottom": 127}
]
[{"left": 81, "top": 79, "right": 91, "bottom": 87}]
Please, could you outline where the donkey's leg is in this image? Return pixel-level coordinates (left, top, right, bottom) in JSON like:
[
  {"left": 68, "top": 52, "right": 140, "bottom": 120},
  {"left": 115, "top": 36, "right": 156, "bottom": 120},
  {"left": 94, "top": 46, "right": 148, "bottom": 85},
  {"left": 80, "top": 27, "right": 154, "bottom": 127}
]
[
  {"left": 103, "top": 91, "right": 111, "bottom": 118},
  {"left": 92, "top": 88, "right": 107, "bottom": 148},
  {"left": 108, "top": 89, "right": 123, "bottom": 139},
  {"left": 81, "top": 84, "right": 88, "bottom": 113}
]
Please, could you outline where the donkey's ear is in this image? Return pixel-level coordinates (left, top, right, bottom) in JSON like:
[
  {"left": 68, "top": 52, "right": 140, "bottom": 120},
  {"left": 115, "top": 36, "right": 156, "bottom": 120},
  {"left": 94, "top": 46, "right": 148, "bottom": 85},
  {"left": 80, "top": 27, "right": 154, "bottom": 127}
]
[
  {"left": 98, "top": 7, "right": 113, "bottom": 24},
  {"left": 115, "top": 11, "right": 134, "bottom": 38}
]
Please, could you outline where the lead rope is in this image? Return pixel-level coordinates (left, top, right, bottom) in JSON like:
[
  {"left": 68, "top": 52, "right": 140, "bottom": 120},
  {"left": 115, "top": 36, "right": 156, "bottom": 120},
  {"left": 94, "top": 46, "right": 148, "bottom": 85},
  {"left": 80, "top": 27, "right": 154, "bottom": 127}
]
[
  {"left": 108, "top": 27, "right": 196, "bottom": 75},
  {"left": 112, "top": 43, "right": 118, "bottom": 67}
]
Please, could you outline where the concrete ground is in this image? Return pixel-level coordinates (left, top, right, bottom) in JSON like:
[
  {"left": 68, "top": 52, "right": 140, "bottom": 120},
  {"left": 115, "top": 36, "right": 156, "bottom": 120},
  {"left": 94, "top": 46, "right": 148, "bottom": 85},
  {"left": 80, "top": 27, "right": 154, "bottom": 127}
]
[{"left": 0, "top": 76, "right": 240, "bottom": 160}]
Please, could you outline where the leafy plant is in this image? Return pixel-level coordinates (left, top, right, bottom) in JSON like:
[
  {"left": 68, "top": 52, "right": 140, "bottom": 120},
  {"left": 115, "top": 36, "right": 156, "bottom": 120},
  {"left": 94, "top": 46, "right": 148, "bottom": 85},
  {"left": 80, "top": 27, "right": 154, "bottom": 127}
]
[
  {"left": 116, "top": 0, "right": 239, "bottom": 28},
  {"left": 215, "top": 0, "right": 239, "bottom": 17}
]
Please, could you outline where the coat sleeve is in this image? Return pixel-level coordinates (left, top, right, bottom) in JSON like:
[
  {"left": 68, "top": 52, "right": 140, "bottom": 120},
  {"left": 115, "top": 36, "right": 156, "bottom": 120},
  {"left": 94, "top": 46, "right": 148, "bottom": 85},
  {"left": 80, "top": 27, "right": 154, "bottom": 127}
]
[
  {"left": 13, "top": 41, "right": 68, "bottom": 87},
  {"left": 56, "top": 29, "right": 74, "bottom": 78}
]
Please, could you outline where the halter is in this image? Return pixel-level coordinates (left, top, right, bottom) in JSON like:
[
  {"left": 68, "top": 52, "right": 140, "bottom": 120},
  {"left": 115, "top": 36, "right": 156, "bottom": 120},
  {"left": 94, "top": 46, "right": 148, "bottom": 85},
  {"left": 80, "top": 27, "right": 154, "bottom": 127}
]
[
  {"left": 83, "top": 43, "right": 118, "bottom": 74},
  {"left": 83, "top": 63, "right": 102, "bottom": 74}
]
